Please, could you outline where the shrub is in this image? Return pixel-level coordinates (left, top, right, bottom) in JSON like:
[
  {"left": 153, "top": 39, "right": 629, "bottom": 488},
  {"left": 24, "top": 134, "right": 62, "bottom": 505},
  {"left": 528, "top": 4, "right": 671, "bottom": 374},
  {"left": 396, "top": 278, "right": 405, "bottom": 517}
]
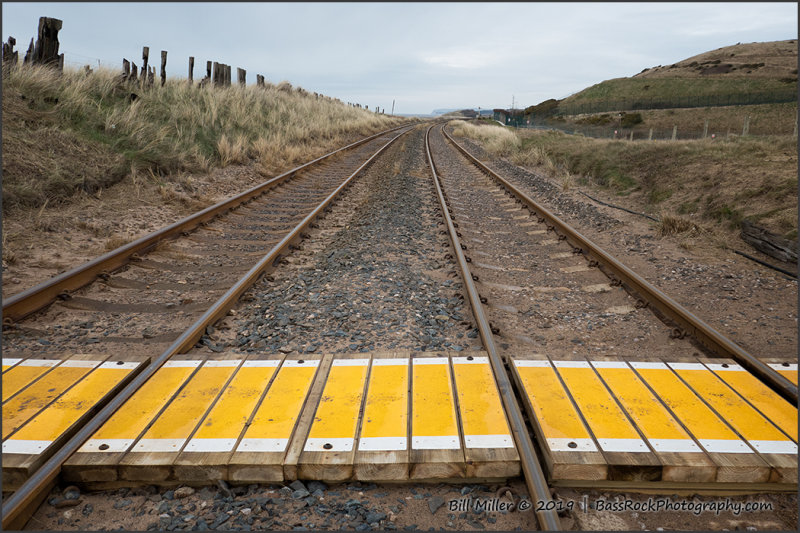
[{"left": 620, "top": 112, "right": 643, "bottom": 128}]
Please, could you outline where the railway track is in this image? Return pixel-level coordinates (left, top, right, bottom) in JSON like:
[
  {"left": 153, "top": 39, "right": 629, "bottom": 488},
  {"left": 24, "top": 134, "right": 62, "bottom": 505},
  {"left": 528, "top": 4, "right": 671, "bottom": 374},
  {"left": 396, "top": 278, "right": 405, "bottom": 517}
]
[
  {"left": 1, "top": 124, "right": 413, "bottom": 528},
  {"left": 2, "top": 121, "right": 796, "bottom": 531}
]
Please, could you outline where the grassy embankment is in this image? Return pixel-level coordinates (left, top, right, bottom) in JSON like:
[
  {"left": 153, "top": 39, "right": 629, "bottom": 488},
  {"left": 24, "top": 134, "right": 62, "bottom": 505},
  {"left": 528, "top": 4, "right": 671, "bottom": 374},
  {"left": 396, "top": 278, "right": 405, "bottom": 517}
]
[
  {"left": 2, "top": 64, "right": 406, "bottom": 213},
  {"left": 450, "top": 120, "right": 798, "bottom": 246}
]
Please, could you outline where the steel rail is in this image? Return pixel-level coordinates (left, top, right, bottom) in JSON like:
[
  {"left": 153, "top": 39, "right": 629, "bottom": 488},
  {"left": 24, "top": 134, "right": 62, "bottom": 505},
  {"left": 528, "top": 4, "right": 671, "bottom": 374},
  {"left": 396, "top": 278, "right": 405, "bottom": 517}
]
[
  {"left": 441, "top": 125, "right": 798, "bottom": 405},
  {"left": 1, "top": 127, "right": 412, "bottom": 530},
  {"left": 2, "top": 124, "right": 411, "bottom": 324},
  {"left": 425, "top": 124, "right": 561, "bottom": 531}
]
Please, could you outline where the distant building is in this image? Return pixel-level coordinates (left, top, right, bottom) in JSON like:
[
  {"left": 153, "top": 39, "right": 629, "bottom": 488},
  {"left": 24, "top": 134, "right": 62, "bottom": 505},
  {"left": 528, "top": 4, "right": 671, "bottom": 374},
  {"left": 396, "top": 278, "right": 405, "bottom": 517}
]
[{"left": 493, "top": 108, "right": 525, "bottom": 126}]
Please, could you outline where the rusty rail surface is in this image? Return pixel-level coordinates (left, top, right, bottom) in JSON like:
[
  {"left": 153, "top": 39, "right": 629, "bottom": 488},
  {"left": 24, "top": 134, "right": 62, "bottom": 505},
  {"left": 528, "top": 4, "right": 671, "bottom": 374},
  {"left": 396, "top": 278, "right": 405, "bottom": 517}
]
[
  {"left": 440, "top": 124, "right": 797, "bottom": 405},
  {"left": 2, "top": 124, "right": 411, "bottom": 324},
  {"left": 1, "top": 127, "right": 412, "bottom": 530},
  {"left": 425, "top": 124, "right": 562, "bottom": 531}
]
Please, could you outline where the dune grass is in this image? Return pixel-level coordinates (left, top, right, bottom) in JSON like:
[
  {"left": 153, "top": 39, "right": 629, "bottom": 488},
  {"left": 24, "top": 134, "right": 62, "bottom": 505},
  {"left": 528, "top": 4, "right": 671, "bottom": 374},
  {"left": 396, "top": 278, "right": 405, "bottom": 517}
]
[
  {"left": 2, "top": 63, "right": 406, "bottom": 212},
  {"left": 450, "top": 120, "right": 798, "bottom": 242}
]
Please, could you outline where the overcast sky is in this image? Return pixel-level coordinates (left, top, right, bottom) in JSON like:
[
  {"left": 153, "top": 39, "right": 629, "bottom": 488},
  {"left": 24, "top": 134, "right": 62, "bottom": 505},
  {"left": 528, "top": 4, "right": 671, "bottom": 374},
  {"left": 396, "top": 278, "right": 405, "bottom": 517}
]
[{"left": 2, "top": 2, "right": 797, "bottom": 115}]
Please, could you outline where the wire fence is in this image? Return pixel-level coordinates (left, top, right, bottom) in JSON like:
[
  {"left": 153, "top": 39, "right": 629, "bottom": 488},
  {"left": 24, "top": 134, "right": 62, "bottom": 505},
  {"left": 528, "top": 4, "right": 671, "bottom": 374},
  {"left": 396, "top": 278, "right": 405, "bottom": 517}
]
[
  {"left": 555, "top": 90, "right": 798, "bottom": 116},
  {"left": 505, "top": 116, "right": 797, "bottom": 141}
]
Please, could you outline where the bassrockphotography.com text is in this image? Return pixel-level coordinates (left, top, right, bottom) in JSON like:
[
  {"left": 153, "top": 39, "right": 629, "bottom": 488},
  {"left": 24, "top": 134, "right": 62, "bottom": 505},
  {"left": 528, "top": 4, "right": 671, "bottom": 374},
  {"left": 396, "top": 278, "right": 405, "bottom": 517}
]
[{"left": 447, "top": 496, "right": 774, "bottom": 517}]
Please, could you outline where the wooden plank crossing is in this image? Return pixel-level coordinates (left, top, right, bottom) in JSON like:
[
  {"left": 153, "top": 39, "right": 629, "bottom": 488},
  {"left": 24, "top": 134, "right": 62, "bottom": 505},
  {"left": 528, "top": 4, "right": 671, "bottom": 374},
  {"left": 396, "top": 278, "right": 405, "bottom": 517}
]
[
  {"left": 63, "top": 350, "right": 519, "bottom": 485},
  {"left": 511, "top": 354, "right": 797, "bottom": 488},
  {"left": 2, "top": 354, "right": 147, "bottom": 491}
]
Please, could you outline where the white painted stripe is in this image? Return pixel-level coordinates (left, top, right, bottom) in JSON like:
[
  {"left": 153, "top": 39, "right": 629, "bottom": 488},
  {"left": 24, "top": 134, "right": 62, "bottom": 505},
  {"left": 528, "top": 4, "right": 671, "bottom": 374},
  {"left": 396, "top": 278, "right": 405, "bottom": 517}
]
[
  {"left": 547, "top": 438, "right": 598, "bottom": 452},
  {"left": 282, "top": 359, "right": 320, "bottom": 368},
  {"left": 332, "top": 359, "right": 369, "bottom": 367},
  {"left": 412, "top": 435, "right": 461, "bottom": 449},
  {"left": 2, "top": 358, "right": 23, "bottom": 367},
  {"left": 553, "top": 360, "right": 591, "bottom": 369},
  {"left": 597, "top": 438, "right": 650, "bottom": 453},
  {"left": 749, "top": 440, "right": 798, "bottom": 454},
  {"left": 371, "top": 358, "right": 409, "bottom": 367},
  {"left": 132, "top": 439, "right": 186, "bottom": 453},
  {"left": 698, "top": 439, "right": 753, "bottom": 454},
  {"left": 666, "top": 362, "right": 705, "bottom": 371},
  {"left": 236, "top": 438, "right": 289, "bottom": 452},
  {"left": 163, "top": 360, "right": 202, "bottom": 368},
  {"left": 203, "top": 360, "right": 241, "bottom": 368},
  {"left": 412, "top": 358, "right": 449, "bottom": 365},
  {"left": 243, "top": 360, "right": 280, "bottom": 368},
  {"left": 648, "top": 438, "right": 702, "bottom": 453},
  {"left": 184, "top": 438, "right": 237, "bottom": 453},
  {"left": 59, "top": 360, "right": 103, "bottom": 368},
  {"left": 79, "top": 439, "right": 133, "bottom": 453},
  {"left": 513, "top": 360, "right": 551, "bottom": 368},
  {"left": 304, "top": 437, "right": 354, "bottom": 452},
  {"left": 590, "top": 361, "right": 629, "bottom": 369},
  {"left": 18, "top": 358, "right": 60, "bottom": 367},
  {"left": 705, "top": 363, "right": 744, "bottom": 372},
  {"left": 358, "top": 436, "right": 407, "bottom": 451},
  {"left": 629, "top": 362, "right": 669, "bottom": 370},
  {"left": 99, "top": 361, "right": 139, "bottom": 370},
  {"left": 2, "top": 439, "right": 51, "bottom": 455},
  {"left": 768, "top": 363, "right": 798, "bottom": 371},
  {"left": 452, "top": 356, "right": 489, "bottom": 365},
  {"left": 465, "top": 434, "right": 515, "bottom": 449}
]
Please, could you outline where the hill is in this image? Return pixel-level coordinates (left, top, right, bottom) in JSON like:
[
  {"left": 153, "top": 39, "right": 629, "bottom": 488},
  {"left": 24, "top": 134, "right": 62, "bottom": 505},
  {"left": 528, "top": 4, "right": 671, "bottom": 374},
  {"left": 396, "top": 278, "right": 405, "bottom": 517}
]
[{"left": 547, "top": 40, "right": 797, "bottom": 115}]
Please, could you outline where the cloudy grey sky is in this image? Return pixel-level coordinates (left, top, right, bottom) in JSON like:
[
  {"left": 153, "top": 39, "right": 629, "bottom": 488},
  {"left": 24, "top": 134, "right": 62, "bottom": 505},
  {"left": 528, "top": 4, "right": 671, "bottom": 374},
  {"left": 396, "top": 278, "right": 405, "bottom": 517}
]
[{"left": 2, "top": 2, "right": 797, "bottom": 115}]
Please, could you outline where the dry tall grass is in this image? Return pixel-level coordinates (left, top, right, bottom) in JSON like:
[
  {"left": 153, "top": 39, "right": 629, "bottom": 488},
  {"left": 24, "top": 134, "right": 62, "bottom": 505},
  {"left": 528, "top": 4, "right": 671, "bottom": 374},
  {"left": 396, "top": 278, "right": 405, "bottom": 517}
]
[
  {"left": 2, "top": 63, "right": 406, "bottom": 211},
  {"left": 449, "top": 120, "right": 520, "bottom": 155}
]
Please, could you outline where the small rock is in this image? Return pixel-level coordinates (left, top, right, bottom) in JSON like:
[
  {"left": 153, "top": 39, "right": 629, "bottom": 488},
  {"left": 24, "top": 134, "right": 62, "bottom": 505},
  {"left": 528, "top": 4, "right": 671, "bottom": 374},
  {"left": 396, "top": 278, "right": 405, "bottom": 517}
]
[
  {"left": 54, "top": 498, "right": 82, "bottom": 509},
  {"left": 289, "top": 480, "right": 308, "bottom": 492},
  {"left": 113, "top": 498, "right": 132, "bottom": 509},
  {"left": 82, "top": 503, "right": 94, "bottom": 517},
  {"left": 428, "top": 496, "right": 445, "bottom": 515},
  {"left": 366, "top": 511, "right": 386, "bottom": 524},
  {"left": 174, "top": 486, "right": 195, "bottom": 499},
  {"left": 63, "top": 486, "right": 81, "bottom": 500}
]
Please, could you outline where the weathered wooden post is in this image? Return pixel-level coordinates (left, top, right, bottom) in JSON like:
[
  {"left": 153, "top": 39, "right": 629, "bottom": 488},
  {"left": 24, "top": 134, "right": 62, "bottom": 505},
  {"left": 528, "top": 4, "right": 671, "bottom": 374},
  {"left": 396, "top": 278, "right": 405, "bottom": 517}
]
[
  {"left": 122, "top": 59, "right": 130, "bottom": 80},
  {"left": 629, "top": 130, "right": 634, "bottom": 141},
  {"left": 256, "top": 74, "right": 264, "bottom": 87},
  {"left": 206, "top": 60, "right": 211, "bottom": 81},
  {"left": 188, "top": 56, "right": 194, "bottom": 85},
  {"left": 160, "top": 50, "right": 167, "bottom": 86},
  {"left": 32, "top": 17, "right": 62, "bottom": 67},
  {"left": 212, "top": 61, "right": 220, "bottom": 86},
  {"left": 742, "top": 116, "right": 750, "bottom": 136},
  {"left": 237, "top": 67, "right": 246, "bottom": 86},
  {"left": 148, "top": 66, "right": 155, "bottom": 87},
  {"left": 22, "top": 38, "right": 34, "bottom": 64},
  {"left": 703, "top": 119, "right": 709, "bottom": 139},
  {"left": 671, "top": 125, "right": 677, "bottom": 141},
  {"left": 226, "top": 64, "right": 232, "bottom": 86},
  {"left": 141, "top": 46, "right": 149, "bottom": 89},
  {"left": 2, "top": 36, "right": 18, "bottom": 65},
  {"left": 648, "top": 128, "right": 653, "bottom": 141},
  {"left": 130, "top": 62, "right": 138, "bottom": 83}
]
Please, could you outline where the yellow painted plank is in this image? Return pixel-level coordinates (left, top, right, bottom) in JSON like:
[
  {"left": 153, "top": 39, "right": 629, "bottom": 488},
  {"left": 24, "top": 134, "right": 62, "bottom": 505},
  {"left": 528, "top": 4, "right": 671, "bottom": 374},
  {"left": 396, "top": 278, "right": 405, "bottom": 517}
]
[
  {"left": 705, "top": 363, "right": 797, "bottom": 442},
  {"left": 768, "top": 363, "right": 798, "bottom": 385},
  {"left": 2, "top": 360, "right": 101, "bottom": 439},
  {"left": 452, "top": 356, "right": 513, "bottom": 448},
  {"left": 131, "top": 360, "right": 239, "bottom": 453},
  {"left": 304, "top": 359, "right": 369, "bottom": 452},
  {"left": 78, "top": 361, "right": 200, "bottom": 453},
  {"left": 358, "top": 358, "right": 408, "bottom": 451},
  {"left": 2, "top": 359, "right": 62, "bottom": 402},
  {"left": 553, "top": 361, "right": 648, "bottom": 453},
  {"left": 513, "top": 360, "right": 596, "bottom": 451},
  {"left": 185, "top": 360, "right": 280, "bottom": 453},
  {"left": 669, "top": 362, "right": 796, "bottom": 455},
  {"left": 631, "top": 362, "right": 752, "bottom": 454},
  {"left": 236, "top": 360, "right": 318, "bottom": 453},
  {"left": 2, "top": 362, "right": 138, "bottom": 455},
  {"left": 2, "top": 358, "right": 23, "bottom": 372},
  {"left": 592, "top": 362, "right": 700, "bottom": 453},
  {"left": 411, "top": 358, "right": 459, "bottom": 449}
]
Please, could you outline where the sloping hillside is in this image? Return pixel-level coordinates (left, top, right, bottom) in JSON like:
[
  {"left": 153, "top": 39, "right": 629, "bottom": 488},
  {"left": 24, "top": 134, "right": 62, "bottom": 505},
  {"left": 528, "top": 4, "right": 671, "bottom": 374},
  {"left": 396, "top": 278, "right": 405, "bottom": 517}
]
[{"left": 557, "top": 40, "right": 797, "bottom": 109}]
